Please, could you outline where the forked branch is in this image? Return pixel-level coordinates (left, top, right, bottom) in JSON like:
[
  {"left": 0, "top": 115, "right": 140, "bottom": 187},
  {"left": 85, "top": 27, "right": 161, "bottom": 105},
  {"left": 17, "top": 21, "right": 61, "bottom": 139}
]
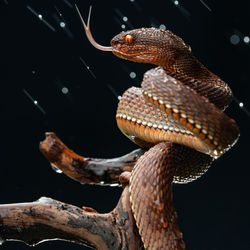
[{"left": 39, "top": 132, "right": 144, "bottom": 185}]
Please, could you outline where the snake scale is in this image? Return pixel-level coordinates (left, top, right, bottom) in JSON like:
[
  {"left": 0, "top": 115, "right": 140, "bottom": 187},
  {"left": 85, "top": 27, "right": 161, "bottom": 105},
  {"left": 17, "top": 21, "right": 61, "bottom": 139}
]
[{"left": 76, "top": 6, "right": 240, "bottom": 249}]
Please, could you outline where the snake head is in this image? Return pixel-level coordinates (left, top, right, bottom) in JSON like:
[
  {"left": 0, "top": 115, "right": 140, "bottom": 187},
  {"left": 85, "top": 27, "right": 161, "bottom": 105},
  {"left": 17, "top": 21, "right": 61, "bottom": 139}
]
[
  {"left": 76, "top": 6, "right": 191, "bottom": 67},
  {"left": 111, "top": 28, "right": 191, "bottom": 66}
]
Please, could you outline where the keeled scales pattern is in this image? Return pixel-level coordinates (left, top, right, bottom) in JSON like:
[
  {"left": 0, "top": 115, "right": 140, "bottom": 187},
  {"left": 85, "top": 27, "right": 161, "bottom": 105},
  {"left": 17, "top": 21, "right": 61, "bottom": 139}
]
[
  {"left": 78, "top": 12, "right": 240, "bottom": 249},
  {"left": 112, "top": 28, "right": 240, "bottom": 249}
]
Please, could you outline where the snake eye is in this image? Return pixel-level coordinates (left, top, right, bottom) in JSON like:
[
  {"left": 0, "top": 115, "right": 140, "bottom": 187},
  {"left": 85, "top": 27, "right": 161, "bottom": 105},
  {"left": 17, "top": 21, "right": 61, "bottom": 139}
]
[{"left": 125, "top": 34, "right": 133, "bottom": 44}]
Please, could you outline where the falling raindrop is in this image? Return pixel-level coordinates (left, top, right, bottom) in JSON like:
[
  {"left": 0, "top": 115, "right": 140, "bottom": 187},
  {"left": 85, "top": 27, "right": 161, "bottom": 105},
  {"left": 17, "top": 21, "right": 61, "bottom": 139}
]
[
  {"left": 60, "top": 22, "right": 66, "bottom": 28},
  {"left": 62, "top": 87, "right": 69, "bottom": 94},
  {"left": 129, "top": 72, "right": 136, "bottom": 79},
  {"left": 239, "top": 102, "right": 244, "bottom": 108},
  {"left": 0, "top": 237, "right": 4, "bottom": 246},
  {"left": 243, "top": 36, "right": 249, "bottom": 43},
  {"left": 230, "top": 34, "right": 240, "bottom": 45}
]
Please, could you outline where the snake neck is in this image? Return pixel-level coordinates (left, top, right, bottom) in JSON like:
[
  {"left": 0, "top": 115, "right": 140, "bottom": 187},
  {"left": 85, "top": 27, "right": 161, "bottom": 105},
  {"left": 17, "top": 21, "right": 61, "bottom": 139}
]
[{"left": 158, "top": 53, "right": 232, "bottom": 110}]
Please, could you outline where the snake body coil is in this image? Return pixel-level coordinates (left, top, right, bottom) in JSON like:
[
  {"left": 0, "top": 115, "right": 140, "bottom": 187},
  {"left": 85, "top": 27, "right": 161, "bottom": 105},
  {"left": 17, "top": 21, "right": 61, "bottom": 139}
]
[{"left": 77, "top": 7, "right": 240, "bottom": 249}]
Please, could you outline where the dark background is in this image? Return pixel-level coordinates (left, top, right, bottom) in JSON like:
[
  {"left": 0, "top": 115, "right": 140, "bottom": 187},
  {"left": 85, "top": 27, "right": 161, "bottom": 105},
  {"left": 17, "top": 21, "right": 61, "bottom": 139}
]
[{"left": 2, "top": 0, "right": 250, "bottom": 249}]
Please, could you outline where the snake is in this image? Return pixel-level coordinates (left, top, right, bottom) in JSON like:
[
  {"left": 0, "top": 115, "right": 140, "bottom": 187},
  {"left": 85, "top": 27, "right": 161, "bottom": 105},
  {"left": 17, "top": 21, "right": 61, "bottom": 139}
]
[{"left": 76, "top": 6, "right": 240, "bottom": 250}]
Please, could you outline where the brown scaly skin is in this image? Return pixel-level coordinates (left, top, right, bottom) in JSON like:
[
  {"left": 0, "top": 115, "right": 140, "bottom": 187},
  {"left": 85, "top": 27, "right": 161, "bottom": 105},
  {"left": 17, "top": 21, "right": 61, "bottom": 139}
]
[
  {"left": 110, "top": 27, "right": 240, "bottom": 249},
  {"left": 76, "top": 9, "right": 240, "bottom": 249}
]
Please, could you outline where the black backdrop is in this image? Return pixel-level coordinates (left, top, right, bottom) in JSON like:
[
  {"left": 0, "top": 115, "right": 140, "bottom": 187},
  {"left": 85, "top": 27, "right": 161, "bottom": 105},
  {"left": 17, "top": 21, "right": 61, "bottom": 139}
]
[{"left": 2, "top": 0, "right": 250, "bottom": 249}]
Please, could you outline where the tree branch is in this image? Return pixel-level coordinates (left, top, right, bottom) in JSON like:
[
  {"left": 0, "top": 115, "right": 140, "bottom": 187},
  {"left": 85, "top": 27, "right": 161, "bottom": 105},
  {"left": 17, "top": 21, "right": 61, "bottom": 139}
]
[
  {"left": 0, "top": 187, "right": 142, "bottom": 249},
  {"left": 39, "top": 132, "right": 145, "bottom": 185}
]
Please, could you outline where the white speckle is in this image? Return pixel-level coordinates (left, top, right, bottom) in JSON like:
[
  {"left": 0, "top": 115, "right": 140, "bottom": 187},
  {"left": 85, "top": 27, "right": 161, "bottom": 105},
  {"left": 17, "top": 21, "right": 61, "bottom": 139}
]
[
  {"left": 122, "top": 114, "right": 127, "bottom": 119},
  {"left": 110, "top": 183, "right": 120, "bottom": 187},
  {"left": 38, "top": 14, "right": 43, "bottom": 19},
  {"left": 174, "top": 128, "right": 180, "bottom": 132},
  {"left": 243, "top": 36, "right": 250, "bottom": 43},
  {"left": 208, "top": 135, "right": 214, "bottom": 140},
  {"left": 230, "top": 34, "right": 240, "bottom": 45},
  {"left": 118, "top": 95, "right": 122, "bottom": 100},
  {"left": 121, "top": 24, "right": 126, "bottom": 29},
  {"left": 60, "top": 22, "right": 66, "bottom": 28},
  {"left": 153, "top": 124, "right": 157, "bottom": 128},
  {"left": 147, "top": 122, "right": 153, "bottom": 127},
  {"left": 153, "top": 96, "right": 158, "bottom": 101},
  {"left": 129, "top": 72, "right": 136, "bottom": 78},
  {"left": 202, "top": 129, "right": 208, "bottom": 134},
  {"left": 62, "top": 87, "right": 69, "bottom": 94},
  {"left": 137, "top": 119, "right": 142, "bottom": 124},
  {"left": 174, "top": 0, "right": 179, "bottom": 5},
  {"left": 148, "top": 93, "right": 152, "bottom": 98},
  {"left": 130, "top": 0, "right": 135, "bottom": 2},
  {"left": 173, "top": 108, "right": 179, "bottom": 113},
  {"left": 166, "top": 103, "right": 171, "bottom": 109},
  {"left": 188, "top": 118, "right": 194, "bottom": 124},
  {"left": 159, "top": 24, "right": 166, "bottom": 30},
  {"left": 132, "top": 118, "right": 136, "bottom": 122},
  {"left": 142, "top": 121, "right": 147, "bottom": 126},
  {"left": 127, "top": 116, "right": 131, "bottom": 120},
  {"left": 34, "top": 100, "right": 38, "bottom": 105},
  {"left": 123, "top": 16, "right": 128, "bottom": 22},
  {"left": 163, "top": 125, "right": 168, "bottom": 130},
  {"left": 195, "top": 124, "right": 201, "bottom": 129},
  {"left": 239, "top": 102, "right": 244, "bottom": 108},
  {"left": 159, "top": 99, "right": 164, "bottom": 105},
  {"left": 158, "top": 124, "right": 163, "bottom": 129},
  {"left": 181, "top": 113, "right": 187, "bottom": 119}
]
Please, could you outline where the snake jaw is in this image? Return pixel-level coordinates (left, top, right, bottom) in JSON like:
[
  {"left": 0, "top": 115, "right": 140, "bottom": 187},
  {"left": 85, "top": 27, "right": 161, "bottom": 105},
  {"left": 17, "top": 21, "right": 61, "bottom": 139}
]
[{"left": 75, "top": 5, "right": 113, "bottom": 52}]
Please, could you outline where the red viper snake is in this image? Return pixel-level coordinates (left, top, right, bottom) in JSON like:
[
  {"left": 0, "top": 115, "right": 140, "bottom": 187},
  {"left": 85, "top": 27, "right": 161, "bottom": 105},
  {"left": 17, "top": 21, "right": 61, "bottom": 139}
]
[{"left": 76, "top": 6, "right": 240, "bottom": 250}]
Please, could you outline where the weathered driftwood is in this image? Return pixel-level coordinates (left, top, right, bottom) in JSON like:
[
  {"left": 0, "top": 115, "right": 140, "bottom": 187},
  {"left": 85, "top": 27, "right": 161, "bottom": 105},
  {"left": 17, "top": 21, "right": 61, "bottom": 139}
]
[{"left": 0, "top": 132, "right": 144, "bottom": 249}]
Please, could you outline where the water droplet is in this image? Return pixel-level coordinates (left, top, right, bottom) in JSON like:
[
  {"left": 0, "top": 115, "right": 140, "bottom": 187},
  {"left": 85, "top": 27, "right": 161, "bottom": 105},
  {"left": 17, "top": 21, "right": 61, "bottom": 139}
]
[
  {"left": 51, "top": 165, "right": 62, "bottom": 174},
  {"left": 34, "top": 100, "right": 38, "bottom": 105},
  {"left": 38, "top": 14, "right": 43, "bottom": 19},
  {"left": 123, "top": 16, "right": 128, "bottom": 22},
  {"left": 230, "top": 34, "right": 240, "bottom": 45},
  {"left": 60, "top": 22, "right": 66, "bottom": 28},
  {"left": 110, "top": 183, "right": 120, "bottom": 187},
  {"left": 243, "top": 36, "right": 249, "bottom": 43},
  {"left": 0, "top": 237, "right": 4, "bottom": 245},
  {"left": 121, "top": 24, "right": 126, "bottom": 29},
  {"left": 239, "top": 102, "right": 244, "bottom": 108},
  {"left": 159, "top": 24, "right": 166, "bottom": 30},
  {"left": 129, "top": 72, "right": 136, "bottom": 79},
  {"left": 174, "top": 0, "right": 179, "bottom": 5},
  {"left": 62, "top": 87, "right": 69, "bottom": 94}
]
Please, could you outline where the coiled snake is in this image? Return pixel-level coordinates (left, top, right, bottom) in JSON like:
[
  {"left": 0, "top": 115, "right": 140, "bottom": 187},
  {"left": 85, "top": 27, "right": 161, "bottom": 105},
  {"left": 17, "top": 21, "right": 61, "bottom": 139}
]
[{"left": 76, "top": 6, "right": 240, "bottom": 250}]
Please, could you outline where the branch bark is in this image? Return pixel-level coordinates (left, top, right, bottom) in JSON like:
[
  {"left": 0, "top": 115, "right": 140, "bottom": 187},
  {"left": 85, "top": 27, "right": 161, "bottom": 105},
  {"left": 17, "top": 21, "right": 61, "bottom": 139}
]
[
  {"left": 0, "top": 187, "right": 142, "bottom": 249},
  {"left": 39, "top": 132, "right": 145, "bottom": 185}
]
